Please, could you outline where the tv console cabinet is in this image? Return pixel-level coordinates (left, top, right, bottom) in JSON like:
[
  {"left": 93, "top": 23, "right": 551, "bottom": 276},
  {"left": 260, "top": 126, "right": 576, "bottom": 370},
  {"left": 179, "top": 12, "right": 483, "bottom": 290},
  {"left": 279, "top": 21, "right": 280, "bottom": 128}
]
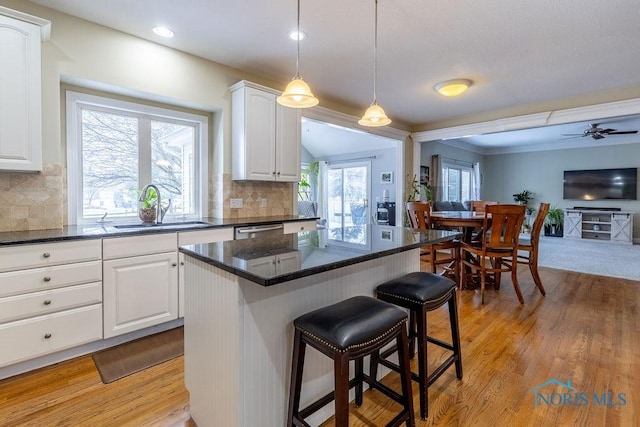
[{"left": 564, "top": 209, "right": 633, "bottom": 244}]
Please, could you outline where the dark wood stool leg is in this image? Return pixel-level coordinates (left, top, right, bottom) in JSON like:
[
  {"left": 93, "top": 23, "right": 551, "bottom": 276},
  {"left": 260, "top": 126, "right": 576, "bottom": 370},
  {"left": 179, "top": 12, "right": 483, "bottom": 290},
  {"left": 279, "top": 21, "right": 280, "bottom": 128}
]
[
  {"left": 355, "top": 356, "right": 363, "bottom": 407},
  {"left": 408, "top": 310, "right": 417, "bottom": 359},
  {"left": 397, "top": 326, "right": 416, "bottom": 427},
  {"left": 448, "top": 292, "right": 463, "bottom": 379},
  {"left": 369, "top": 349, "right": 380, "bottom": 384},
  {"left": 286, "top": 329, "right": 306, "bottom": 426},
  {"left": 415, "top": 306, "right": 429, "bottom": 420},
  {"left": 334, "top": 351, "right": 350, "bottom": 427}
]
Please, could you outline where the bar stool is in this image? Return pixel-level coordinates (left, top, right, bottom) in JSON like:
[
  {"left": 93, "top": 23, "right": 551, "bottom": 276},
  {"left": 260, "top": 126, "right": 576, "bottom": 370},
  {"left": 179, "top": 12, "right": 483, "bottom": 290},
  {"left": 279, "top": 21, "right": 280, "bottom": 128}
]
[
  {"left": 287, "top": 296, "right": 415, "bottom": 427},
  {"left": 373, "top": 272, "right": 462, "bottom": 420}
]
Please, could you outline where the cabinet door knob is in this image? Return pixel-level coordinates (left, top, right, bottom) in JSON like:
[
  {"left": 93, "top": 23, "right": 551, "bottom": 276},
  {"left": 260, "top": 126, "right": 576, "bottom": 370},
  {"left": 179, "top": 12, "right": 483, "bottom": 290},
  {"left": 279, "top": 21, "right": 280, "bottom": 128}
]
[
  {"left": 277, "top": 171, "right": 281, "bottom": 176},
  {"left": 180, "top": 261, "right": 185, "bottom": 266},
  {"left": 43, "top": 252, "right": 51, "bottom": 258},
  {"left": 272, "top": 171, "right": 277, "bottom": 175},
  {"left": 43, "top": 276, "right": 51, "bottom": 282},
  {"left": 44, "top": 333, "right": 52, "bottom": 339},
  {"left": 172, "top": 262, "right": 178, "bottom": 267},
  {"left": 44, "top": 300, "right": 52, "bottom": 306},
  {"left": 300, "top": 226, "right": 305, "bottom": 230}
]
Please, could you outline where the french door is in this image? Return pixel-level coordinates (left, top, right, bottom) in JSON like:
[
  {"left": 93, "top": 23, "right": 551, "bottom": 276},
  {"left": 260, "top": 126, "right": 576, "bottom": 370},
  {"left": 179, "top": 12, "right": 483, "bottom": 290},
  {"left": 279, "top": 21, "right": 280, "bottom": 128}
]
[{"left": 326, "top": 162, "right": 371, "bottom": 230}]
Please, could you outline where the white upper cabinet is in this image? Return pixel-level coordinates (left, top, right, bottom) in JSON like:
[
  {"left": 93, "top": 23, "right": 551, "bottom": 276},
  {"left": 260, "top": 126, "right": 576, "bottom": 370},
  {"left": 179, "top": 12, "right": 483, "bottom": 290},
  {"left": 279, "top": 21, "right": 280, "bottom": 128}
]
[
  {"left": 0, "top": 8, "right": 50, "bottom": 172},
  {"left": 231, "top": 81, "right": 301, "bottom": 182}
]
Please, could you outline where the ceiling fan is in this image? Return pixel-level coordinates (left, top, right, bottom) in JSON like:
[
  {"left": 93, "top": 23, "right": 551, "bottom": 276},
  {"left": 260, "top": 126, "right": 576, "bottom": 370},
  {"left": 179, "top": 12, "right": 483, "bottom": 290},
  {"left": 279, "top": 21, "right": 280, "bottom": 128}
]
[{"left": 562, "top": 123, "right": 638, "bottom": 140}]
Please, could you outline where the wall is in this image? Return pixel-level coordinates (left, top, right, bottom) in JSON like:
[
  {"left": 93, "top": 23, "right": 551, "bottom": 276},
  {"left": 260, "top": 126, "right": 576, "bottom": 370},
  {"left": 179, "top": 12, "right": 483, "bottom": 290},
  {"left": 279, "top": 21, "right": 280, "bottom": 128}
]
[{"left": 482, "top": 143, "right": 640, "bottom": 239}]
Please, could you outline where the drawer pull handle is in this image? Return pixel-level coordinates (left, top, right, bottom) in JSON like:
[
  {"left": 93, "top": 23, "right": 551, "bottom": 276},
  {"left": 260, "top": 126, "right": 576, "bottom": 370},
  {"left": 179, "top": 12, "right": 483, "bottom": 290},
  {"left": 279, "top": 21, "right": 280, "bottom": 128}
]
[
  {"left": 172, "top": 262, "right": 178, "bottom": 267},
  {"left": 43, "top": 252, "right": 51, "bottom": 258},
  {"left": 43, "top": 300, "right": 52, "bottom": 305},
  {"left": 44, "top": 333, "right": 52, "bottom": 339},
  {"left": 43, "top": 276, "right": 51, "bottom": 282}
]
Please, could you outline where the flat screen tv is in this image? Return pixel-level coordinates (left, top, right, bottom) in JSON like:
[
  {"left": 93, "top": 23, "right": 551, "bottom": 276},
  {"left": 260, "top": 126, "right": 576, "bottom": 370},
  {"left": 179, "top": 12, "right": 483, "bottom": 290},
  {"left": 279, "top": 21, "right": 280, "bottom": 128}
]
[{"left": 563, "top": 168, "right": 638, "bottom": 200}]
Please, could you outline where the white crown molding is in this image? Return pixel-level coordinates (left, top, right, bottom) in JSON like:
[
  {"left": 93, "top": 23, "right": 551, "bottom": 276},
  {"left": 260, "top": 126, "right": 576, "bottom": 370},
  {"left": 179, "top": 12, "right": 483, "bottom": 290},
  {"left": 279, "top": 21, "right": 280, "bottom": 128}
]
[
  {"left": 412, "top": 97, "right": 640, "bottom": 144},
  {"left": 0, "top": 6, "right": 51, "bottom": 41}
]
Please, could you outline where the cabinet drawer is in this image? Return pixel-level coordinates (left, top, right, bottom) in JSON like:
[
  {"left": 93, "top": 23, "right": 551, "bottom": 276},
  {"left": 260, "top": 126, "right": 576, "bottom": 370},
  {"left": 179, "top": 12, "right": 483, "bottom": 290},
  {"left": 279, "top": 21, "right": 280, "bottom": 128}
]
[
  {"left": 0, "top": 304, "right": 102, "bottom": 368},
  {"left": 178, "top": 227, "right": 233, "bottom": 246},
  {"left": 0, "top": 240, "right": 102, "bottom": 273},
  {"left": 283, "top": 220, "right": 317, "bottom": 234},
  {"left": 0, "top": 282, "right": 102, "bottom": 323},
  {"left": 103, "top": 233, "right": 177, "bottom": 259},
  {"left": 0, "top": 261, "right": 102, "bottom": 298}
]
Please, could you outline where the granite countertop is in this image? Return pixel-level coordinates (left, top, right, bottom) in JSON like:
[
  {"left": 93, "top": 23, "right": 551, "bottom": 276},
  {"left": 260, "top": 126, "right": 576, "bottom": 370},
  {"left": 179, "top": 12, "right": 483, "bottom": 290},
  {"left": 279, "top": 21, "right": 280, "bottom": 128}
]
[
  {"left": 180, "top": 224, "right": 460, "bottom": 286},
  {"left": 0, "top": 216, "right": 317, "bottom": 246}
]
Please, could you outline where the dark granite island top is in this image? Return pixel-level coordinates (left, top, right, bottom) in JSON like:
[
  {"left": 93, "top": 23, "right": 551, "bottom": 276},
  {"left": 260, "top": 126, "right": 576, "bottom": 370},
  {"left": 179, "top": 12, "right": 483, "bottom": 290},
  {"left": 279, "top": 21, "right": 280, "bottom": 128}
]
[{"left": 179, "top": 224, "right": 460, "bottom": 286}]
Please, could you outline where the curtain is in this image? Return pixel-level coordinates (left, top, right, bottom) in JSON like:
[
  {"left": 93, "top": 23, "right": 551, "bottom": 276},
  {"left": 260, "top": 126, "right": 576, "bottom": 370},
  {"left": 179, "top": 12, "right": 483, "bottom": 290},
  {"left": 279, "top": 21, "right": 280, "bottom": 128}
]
[
  {"left": 317, "top": 161, "right": 329, "bottom": 224},
  {"left": 472, "top": 162, "right": 481, "bottom": 200},
  {"left": 431, "top": 154, "right": 443, "bottom": 201}
]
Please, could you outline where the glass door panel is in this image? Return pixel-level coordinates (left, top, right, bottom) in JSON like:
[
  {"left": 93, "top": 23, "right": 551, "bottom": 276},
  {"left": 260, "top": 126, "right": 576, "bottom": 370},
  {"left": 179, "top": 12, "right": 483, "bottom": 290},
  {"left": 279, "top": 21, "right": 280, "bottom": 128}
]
[{"left": 327, "top": 162, "right": 370, "bottom": 239}]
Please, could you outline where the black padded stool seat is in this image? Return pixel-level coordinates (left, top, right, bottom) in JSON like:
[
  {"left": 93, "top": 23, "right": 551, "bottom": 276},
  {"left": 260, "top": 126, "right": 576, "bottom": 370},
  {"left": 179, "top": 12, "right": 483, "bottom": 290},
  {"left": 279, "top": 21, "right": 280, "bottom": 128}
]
[
  {"left": 373, "top": 272, "right": 462, "bottom": 420},
  {"left": 287, "top": 296, "right": 415, "bottom": 427}
]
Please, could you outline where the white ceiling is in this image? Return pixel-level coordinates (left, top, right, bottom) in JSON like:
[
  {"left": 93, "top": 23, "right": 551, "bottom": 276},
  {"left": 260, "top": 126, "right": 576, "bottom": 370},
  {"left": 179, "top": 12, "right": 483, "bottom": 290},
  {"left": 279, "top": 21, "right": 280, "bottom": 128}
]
[{"left": 28, "top": 0, "right": 640, "bottom": 151}]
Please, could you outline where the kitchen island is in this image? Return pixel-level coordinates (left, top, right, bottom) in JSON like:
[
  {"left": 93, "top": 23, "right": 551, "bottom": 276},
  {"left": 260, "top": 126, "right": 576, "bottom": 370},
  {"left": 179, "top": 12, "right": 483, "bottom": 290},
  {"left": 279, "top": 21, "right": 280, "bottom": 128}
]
[{"left": 179, "top": 225, "right": 459, "bottom": 427}]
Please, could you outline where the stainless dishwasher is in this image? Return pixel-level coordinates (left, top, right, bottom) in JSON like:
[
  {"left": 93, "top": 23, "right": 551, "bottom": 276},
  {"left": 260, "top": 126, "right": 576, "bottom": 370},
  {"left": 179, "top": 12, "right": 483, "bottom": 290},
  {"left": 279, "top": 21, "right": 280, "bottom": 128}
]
[{"left": 234, "top": 223, "right": 284, "bottom": 240}]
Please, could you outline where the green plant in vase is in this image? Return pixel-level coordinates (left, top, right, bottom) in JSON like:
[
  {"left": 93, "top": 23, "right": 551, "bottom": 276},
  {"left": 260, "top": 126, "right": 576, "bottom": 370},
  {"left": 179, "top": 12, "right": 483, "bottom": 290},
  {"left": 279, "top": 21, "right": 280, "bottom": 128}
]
[
  {"left": 545, "top": 206, "right": 564, "bottom": 237},
  {"left": 139, "top": 187, "right": 158, "bottom": 222}
]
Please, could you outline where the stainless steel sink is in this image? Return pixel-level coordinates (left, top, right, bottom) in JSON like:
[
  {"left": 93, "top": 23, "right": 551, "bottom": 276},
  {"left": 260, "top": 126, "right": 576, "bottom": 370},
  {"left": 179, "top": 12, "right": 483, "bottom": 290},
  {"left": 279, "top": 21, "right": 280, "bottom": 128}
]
[{"left": 113, "top": 221, "right": 211, "bottom": 230}]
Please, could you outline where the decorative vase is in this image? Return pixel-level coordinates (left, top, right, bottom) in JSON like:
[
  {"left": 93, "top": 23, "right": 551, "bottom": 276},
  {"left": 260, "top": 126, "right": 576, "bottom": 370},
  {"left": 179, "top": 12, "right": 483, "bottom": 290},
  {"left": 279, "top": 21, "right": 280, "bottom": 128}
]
[{"left": 139, "top": 207, "right": 157, "bottom": 223}]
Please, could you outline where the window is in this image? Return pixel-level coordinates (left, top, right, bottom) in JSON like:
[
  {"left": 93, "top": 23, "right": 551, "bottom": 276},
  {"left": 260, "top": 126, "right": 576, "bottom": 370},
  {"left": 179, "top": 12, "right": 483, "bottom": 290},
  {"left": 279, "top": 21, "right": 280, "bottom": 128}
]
[
  {"left": 66, "top": 91, "right": 208, "bottom": 224},
  {"left": 442, "top": 163, "right": 472, "bottom": 202}
]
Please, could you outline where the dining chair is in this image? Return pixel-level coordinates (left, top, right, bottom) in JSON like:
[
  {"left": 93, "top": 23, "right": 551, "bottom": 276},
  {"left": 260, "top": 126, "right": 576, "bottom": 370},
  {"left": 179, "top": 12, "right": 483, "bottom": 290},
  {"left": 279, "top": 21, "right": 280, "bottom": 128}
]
[
  {"left": 460, "top": 204, "right": 526, "bottom": 304},
  {"left": 471, "top": 200, "right": 499, "bottom": 213},
  {"left": 406, "top": 202, "right": 460, "bottom": 287},
  {"left": 513, "top": 202, "right": 549, "bottom": 296}
]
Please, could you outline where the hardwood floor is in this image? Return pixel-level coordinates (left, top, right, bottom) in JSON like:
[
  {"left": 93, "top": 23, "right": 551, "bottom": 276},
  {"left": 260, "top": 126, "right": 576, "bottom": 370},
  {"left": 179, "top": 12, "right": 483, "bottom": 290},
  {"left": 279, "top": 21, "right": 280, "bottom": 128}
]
[{"left": 1, "top": 263, "right": 638, "bottom": 426}]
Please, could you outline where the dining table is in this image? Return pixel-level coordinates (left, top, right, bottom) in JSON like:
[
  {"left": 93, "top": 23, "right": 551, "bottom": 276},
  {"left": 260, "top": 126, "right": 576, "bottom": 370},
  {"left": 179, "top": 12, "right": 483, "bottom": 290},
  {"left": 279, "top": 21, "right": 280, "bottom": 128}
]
[
  {"left": 430, "top": 210, "right": 490, "bottom": 243},
  {"left": 429, "top": 210, "right": 493, "bottom": 289}
]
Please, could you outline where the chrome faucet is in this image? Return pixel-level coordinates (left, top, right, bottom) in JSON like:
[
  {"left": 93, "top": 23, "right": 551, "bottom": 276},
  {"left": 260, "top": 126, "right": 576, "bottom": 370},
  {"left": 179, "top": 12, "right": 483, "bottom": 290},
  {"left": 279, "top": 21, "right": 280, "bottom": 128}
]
[{"left": 139, "top": 184, "right": 168, "bottom": 224}]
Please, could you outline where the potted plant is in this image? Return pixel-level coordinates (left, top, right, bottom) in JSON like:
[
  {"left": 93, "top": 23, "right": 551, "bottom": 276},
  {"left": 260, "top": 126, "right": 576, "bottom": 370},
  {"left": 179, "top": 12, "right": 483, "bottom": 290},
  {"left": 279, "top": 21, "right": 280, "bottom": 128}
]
[
  {"left": 544, "top": 207, "right": 564, "bottom": 237},
  {"left": 139, "top": 187, "right": 158, "bottom": 223},
  {"left": 513, "top": 190, "right": 533, "bottom": 205}
]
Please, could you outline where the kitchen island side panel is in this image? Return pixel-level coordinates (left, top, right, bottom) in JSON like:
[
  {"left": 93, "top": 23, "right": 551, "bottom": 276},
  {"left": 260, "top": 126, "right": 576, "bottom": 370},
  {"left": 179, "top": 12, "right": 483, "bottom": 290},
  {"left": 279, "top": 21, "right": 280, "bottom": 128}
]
[{"left": 184, "top": 249, "right": 419, "bottom": 427}]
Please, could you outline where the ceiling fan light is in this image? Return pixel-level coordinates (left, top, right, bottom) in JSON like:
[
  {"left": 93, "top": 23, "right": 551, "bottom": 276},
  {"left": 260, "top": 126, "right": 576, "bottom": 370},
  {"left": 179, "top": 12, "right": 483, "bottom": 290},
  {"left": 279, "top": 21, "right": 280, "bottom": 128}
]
[
  {"left": 358, "top": 102, "right": 392, "bottom": 127},
  {"left": 277, "top": 77, "right": 319, "bottom": 108},
  {"left": 434, "top": 79, "right": 473, "bottom": 97}
]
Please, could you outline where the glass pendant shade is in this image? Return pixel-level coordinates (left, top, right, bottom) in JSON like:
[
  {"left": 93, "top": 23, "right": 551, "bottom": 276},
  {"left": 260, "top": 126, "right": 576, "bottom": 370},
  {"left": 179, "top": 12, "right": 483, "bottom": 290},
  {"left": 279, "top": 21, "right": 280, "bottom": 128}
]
[
  {"left": 277, "top": 77, "right": 319, "bottom": 108},
  {"left": 358, "top": 102, "right": 391, "bottom": 127}
]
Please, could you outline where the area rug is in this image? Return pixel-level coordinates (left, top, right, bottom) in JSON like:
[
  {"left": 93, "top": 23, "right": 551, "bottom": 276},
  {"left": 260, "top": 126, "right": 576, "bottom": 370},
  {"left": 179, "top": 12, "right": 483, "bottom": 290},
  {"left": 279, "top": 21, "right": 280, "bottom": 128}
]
[
  {"left": 536, "top": 236, "right": 640, "bottom": 281},
  {"left": 92, "top": 326, "right": 184, "bottom": 384}
]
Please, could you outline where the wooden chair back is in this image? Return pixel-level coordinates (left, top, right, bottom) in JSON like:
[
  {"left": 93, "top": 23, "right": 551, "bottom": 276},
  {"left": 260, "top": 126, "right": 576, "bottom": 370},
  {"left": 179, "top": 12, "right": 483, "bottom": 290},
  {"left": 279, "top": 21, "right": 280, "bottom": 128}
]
[
  {"left": 529, "top": 203, "right": 550, "bottom": 248},
  {"left": 406, "top": 201, "right": 432, "bottom": 230},
  {"left": 484, "top": 204, "right": 526, "bottom": 249},
  {"left": 471, "top": 200, "right": 499, "bottom": 213}
]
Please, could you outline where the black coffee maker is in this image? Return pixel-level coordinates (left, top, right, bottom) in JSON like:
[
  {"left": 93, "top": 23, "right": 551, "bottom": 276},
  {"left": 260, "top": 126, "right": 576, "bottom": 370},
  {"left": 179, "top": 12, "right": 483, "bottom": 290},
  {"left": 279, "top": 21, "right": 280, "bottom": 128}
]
[{"left": 376, "top": 202, "right": 396, "bottom": 226}]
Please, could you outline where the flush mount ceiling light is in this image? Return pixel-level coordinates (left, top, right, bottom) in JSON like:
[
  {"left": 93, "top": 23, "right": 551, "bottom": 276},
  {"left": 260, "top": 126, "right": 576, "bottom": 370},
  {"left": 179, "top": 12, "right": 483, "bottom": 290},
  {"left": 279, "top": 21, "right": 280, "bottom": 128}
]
[
  {"left": 277, "top": 0, "right": 319, "bottom": 108},
  {"left": 289, "top": 30, "right": 307, "bottom": 41},
  {"left": 434, "top": 79, "right": 473, "bottom": 97},
  {"left": 152, "top": 26, "right": 175, "bottom": 38},
  {"left": 359, "top": 0, "right": 391, "bottom": 127}
]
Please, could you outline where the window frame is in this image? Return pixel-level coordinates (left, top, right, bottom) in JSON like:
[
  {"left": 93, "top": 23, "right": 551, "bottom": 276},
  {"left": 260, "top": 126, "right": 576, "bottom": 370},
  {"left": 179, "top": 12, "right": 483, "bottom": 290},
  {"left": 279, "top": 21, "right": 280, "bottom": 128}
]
[
  {"left": 66, "top": 91, "right": 208, "bottom": 224},
  {"left": 442, "top": 162, "right": 473, "bottom": 203}
]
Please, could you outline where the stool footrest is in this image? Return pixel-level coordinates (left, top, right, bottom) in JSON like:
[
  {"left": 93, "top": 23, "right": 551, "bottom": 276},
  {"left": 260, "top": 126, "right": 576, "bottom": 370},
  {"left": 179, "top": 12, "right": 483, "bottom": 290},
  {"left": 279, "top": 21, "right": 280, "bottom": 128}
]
[
  {"left": 362, "top": 373, "right": 405, "bottom": 406},
  {"left": 298, "top": 377, "right": 359, "bottom": 419},
  {"left": 426, "top": 336, "right": 455, "bottom": 352}
]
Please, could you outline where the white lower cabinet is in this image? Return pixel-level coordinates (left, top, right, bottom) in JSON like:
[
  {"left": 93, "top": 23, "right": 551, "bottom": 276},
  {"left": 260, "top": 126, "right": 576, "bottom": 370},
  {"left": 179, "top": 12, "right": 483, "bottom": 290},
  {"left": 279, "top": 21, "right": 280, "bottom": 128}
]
[
  {"left": 103, "top": 234, "right": 179, "bottom": 338},
  {"left": 0, "top": 239, "right": 103, "bottom": 368}
]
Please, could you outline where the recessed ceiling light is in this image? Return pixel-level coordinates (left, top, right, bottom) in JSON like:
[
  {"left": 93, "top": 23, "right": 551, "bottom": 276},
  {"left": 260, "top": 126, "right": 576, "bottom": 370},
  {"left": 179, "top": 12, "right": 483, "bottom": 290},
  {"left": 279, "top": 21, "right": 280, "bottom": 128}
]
[
  {"left": 289, "top": 30, "right": 306, "bottom": 41},
  {"left": 153, "top": 26, "right": 175, "bottom": 38},
  {"left": 434, "top": 79, "right": 473, "bottom": 97}
]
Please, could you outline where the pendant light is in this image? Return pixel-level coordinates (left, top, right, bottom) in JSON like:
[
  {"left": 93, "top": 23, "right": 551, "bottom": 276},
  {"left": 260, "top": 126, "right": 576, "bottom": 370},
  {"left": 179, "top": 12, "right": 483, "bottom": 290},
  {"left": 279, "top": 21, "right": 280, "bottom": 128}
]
[
  {"left": 277, "top": 0, "right": 319, "bottom": 108},
  {"left": 359, "top": 0, "right": 391, "bottom": 127}
]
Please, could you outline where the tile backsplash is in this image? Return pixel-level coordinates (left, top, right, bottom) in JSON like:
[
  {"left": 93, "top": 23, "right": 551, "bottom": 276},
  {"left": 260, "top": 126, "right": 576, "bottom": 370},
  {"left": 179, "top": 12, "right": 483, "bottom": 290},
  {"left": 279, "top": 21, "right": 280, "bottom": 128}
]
[
  {"left": 0, "top": 164, "right": 64, "bottom": 232},
  {"left": 211, "top": 173, "right": 294, "bottom": 218},
  {"left": 0, "top": 168, "right": 292, "bottom": 233}
]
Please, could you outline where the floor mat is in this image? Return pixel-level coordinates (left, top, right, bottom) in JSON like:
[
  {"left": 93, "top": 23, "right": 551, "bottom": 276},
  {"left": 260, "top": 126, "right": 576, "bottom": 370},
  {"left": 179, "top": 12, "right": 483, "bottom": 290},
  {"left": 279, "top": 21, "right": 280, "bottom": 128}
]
[{"left": 92, "top": 326, "right": 183, "bottom": 384}]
